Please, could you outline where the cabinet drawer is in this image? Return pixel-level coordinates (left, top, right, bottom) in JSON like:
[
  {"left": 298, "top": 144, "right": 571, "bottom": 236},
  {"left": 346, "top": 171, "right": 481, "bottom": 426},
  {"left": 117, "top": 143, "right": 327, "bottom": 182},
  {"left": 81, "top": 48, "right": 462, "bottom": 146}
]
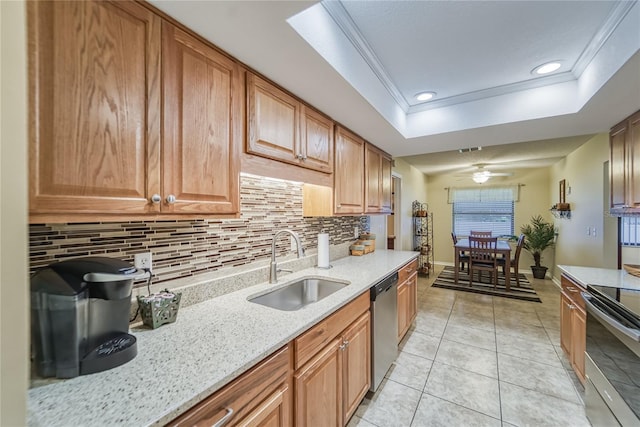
[
  {"left": 294, "top": 292, "right": 369, "bottom": 370},
  {"left": 168, "top": 345, "right": 290, "bottom": 427},
  {"left": 561, "top": 275, "right": 586, "bottom": 311},
  {"left": 398, "top": 259, "right": 418, "bottom": 284}
]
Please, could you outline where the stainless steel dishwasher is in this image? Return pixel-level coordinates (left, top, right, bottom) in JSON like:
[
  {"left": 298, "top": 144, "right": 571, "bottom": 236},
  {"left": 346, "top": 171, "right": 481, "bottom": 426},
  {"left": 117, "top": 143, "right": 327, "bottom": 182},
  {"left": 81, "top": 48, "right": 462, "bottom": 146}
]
[{"left": 369, "top": 271, "right": 399, "bottom": 392}]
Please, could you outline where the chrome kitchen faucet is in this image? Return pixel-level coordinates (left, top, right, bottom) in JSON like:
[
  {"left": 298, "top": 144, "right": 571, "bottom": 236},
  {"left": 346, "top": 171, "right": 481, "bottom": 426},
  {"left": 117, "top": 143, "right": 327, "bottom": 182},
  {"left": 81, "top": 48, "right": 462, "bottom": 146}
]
[{"left": 269, "top": 230, "right": 305, "bottom": 284}]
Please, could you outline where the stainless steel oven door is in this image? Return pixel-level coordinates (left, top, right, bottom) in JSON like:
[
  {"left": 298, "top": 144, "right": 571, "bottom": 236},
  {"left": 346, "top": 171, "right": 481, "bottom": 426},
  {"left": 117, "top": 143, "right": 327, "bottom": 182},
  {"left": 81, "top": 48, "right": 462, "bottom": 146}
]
[{"left": 582, "top": 291, "right": 640, "bottom": 426}]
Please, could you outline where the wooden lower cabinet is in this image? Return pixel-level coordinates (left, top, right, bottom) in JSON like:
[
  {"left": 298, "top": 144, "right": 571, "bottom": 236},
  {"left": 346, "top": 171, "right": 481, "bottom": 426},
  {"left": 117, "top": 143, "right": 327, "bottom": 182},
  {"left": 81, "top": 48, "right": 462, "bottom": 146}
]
[
  {"left": 168, "top": 346, "right": 291, "bottom": 427},
  {"left": 170, "top": 292, "right": 373, "bottom": 427},
  {"left": 559, "top": 275, "right": 586, "bottom": 384},
  {"left": 341, "top": 312, "right": 371, "bottom": 425},
  {"left": 293, "top": 293, "right": 371, "bottom": 426},
  {"left": 294, "top": 338, "right": 343, "bottom": 427},
  {"left": 397, "top": 281, "right": 409, "bottom": 343},
  {"left": 398, "top": 260, "right": 418, "bottom": 343}
]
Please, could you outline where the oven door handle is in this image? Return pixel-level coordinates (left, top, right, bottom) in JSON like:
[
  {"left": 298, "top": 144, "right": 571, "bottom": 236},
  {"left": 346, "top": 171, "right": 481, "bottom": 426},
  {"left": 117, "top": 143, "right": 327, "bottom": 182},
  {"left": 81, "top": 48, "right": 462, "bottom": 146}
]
[{"left": 582, "top": 292, "right": 640, "bottom": 342}]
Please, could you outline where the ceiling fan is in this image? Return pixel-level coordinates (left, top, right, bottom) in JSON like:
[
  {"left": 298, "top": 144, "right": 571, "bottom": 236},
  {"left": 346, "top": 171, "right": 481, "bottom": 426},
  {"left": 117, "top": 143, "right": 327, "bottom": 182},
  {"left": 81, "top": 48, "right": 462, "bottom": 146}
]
[{"left": 468, "top": 164, "right": 513, "bottom": 183}]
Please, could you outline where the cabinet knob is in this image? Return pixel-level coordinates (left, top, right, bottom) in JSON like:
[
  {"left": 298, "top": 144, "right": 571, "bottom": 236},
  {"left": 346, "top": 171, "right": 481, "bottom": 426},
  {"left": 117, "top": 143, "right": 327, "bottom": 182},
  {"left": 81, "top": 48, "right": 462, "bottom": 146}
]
[
  {"left": 297, "top": 154, "right": 304, "bottom": 160},
  {"left": 150, "top": 194, "right": 161, "bottom": 204},
  {"left": 166, "top": 194, "right": 176, "bottom": 204}
]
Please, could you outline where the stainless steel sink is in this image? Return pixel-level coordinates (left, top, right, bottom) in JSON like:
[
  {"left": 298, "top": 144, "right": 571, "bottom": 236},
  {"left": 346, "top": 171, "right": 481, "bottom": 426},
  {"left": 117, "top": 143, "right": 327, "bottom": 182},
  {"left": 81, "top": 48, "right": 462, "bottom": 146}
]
[{"left": 248, "top": 277, "right": 349, "bottom": 311}]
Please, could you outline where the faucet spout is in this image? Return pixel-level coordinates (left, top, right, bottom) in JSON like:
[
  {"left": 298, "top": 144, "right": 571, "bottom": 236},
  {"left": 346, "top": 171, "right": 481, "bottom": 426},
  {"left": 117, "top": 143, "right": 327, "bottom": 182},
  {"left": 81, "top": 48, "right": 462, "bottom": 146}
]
[{"left": 269, "top": 230, "right": 304, "bottom": 284}]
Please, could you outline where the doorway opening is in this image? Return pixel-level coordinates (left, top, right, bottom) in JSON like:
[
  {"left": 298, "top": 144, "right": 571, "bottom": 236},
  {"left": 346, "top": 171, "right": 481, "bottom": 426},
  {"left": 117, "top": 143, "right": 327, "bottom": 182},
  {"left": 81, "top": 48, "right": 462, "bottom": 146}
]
[{"left": 387, "top": 175, "right": 401, "bottom": 250}]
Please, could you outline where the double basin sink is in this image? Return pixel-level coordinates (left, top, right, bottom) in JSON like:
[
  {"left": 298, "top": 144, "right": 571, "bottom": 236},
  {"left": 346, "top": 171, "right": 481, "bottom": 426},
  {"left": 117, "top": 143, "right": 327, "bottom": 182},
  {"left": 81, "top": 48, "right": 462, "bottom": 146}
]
[{"left": 248, "top": 277, "right": 350, "bottom": 311}]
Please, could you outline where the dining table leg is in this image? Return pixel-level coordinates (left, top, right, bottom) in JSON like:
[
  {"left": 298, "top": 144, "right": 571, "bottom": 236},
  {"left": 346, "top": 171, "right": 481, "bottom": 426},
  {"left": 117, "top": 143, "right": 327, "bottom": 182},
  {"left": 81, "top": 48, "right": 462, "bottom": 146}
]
[
  {"left": 454, "top": 249, "right": 459, "bottom": 284},
  {"left": 504, "top": 250, "right": 511, "bottom": 291}
]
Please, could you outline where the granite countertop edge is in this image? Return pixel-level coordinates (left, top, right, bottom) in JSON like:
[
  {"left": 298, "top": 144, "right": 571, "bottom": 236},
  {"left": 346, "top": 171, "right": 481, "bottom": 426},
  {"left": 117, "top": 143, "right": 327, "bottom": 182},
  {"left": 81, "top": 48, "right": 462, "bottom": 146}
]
[
  {"left": 557, "top": 264, "right": 640, "bottom": 290},
  {"left": 27, "top": 250, "right": 418, "bottom": 427}
]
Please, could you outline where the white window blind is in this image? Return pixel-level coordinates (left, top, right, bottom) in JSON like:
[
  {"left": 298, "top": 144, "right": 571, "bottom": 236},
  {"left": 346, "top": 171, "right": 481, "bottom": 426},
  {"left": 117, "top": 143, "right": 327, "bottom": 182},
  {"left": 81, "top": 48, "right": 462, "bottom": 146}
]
[
  {"left": 450, "top": 186, "right": 517, "bottom": 237},
  {"left": 621, "top": 216, "right": 640, "bottom": 246}
]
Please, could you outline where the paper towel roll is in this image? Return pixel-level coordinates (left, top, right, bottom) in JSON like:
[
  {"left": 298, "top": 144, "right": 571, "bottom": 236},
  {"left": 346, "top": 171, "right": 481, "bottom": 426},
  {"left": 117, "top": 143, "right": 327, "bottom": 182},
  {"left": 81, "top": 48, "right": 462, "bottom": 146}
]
[{"left": 317, "top": 233, "right": 330, "bottom": 268}]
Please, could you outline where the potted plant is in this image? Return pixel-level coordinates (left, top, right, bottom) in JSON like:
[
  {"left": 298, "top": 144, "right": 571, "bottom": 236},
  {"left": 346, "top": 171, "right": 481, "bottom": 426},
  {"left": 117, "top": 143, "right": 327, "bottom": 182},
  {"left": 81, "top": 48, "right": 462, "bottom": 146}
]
[{"left": 520, "top": 215, "right": 556, "bottom": 279}]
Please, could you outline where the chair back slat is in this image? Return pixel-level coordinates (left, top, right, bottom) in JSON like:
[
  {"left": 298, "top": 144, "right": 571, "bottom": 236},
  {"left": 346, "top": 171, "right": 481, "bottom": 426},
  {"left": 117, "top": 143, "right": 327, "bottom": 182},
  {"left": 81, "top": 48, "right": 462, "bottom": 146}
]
[{"left": 470, "top": 230, "right": 492, "bottom": 238}]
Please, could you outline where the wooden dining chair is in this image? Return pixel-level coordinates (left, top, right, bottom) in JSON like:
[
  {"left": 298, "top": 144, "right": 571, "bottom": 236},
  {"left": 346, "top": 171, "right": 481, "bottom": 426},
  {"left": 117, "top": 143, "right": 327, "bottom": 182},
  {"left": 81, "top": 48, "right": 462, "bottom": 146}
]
[
  {"left": 451, "top": 232, "right": 469, "bottom": 271},
  {"left": 468, "top": 236, "right": 499, "bottom": 288},
  {"left": 497, "top": 234, "right": 525, "bottom": 287}
]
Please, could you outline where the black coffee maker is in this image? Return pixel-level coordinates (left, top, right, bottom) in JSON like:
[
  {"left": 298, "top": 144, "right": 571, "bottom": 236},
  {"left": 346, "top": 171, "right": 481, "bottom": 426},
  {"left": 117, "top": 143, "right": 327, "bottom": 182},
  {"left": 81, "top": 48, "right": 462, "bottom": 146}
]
[{"left": 31, "top": 256, "right": 141, "bottom": 378}]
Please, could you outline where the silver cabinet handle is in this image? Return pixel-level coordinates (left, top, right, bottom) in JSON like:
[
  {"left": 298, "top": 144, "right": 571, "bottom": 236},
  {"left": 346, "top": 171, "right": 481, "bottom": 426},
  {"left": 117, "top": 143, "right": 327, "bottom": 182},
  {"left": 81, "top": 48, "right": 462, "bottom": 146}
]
[
  {"left": 212, "top": 407, "right": 234, "bottom": 427},
  {"left": 151, "top": 194, "right": 161, "bottom": 204},
  {"left": 166, "top": 194, "right": 176, "bottom": 204}
]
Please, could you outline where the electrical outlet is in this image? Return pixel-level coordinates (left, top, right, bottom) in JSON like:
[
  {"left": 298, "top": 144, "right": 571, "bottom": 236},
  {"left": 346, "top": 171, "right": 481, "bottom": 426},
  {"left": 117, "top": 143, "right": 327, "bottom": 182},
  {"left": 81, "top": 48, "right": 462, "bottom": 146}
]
[
  {"left": 354, "top": 226, "right": 359, "bottom": 239},
  {"left": 586, "top": 227, "right": 591, "bottom": 236},
  {"left": 135, "top": 252, "right": 152, "bottom": 270},
  {"left": 290, "top": 236, "right": 297, "bottom": 252},
  {"left": 592, "top": 227, "right": 597, "bottom": 237}
]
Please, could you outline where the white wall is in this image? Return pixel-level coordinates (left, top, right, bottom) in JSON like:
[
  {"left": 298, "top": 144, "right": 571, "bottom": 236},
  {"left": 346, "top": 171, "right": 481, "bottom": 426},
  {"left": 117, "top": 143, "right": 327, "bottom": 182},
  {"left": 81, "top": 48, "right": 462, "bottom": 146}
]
[
  {"left": 392, "top": 158, "right": 429, "bottom": 251},
  {"left": 550, "top": 133, "right": 618, "bottom": 280},
  {"left": 1, "top": 0, "right": 29, "bottom": 424}
]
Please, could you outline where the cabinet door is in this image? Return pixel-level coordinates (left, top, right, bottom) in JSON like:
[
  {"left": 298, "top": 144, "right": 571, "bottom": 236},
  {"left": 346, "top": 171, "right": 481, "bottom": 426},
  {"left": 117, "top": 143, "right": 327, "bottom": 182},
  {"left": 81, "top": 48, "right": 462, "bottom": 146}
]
[
  {"left": 247, "top": 73, "right": 300, "bottom": 165},
  {"left": 408, "top": 273, "right": 418, "bottom": 324},
  {"left": 560, "top": 292, "right": 573, "bottom": 357},
  {"left": 294, "top": 338, "right": 343, "bottom": 427},
  {"left": 380, "top": 154, "right": 393, "bottom": 213},
  {"left": 342, "top": 312, "right": 371, "bottom": 425},
  {"left": 334, "top": 126, "right": 364, "bottom": 214},
  {"left": 571, "top": 306, "right": 586, "bottom": 384},
  {"left": 628, "top": 111, "right": 640, "bottom": 208},
  {"left": 239, "top": 384, "right": 291, "bottom": 427},
  {"left": 28, "top": 0, "right": 161, "bottom": 216},
  {"left": 300, "top": 106, "right": 334, "bottom": 173},
  {"left": 610, "top": 121, "right": 627, "bottom": 209},
  {"left": 365, "top": 144, "right": 382, "bottom": 213},
  {"left": 397, "top": 281, "right": 409, "bottom": 342},
  {"left": 162, "top": 23, "right": 241, "bottom": 214}
]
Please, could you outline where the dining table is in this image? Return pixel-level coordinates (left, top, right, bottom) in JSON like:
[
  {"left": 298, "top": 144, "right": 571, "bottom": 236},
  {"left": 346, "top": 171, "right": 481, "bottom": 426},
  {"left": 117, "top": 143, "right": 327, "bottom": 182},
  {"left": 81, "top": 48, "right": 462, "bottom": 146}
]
[{"left": 454, "top": 238, "right": 512, "bottom": 291}]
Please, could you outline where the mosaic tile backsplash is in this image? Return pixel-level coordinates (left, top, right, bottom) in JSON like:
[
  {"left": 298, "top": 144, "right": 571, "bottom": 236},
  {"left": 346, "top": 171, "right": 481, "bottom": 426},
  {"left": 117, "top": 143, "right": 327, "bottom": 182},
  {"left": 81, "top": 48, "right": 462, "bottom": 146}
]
[{"left": 29, "top": 174, "right": 369, "bottom": 287}]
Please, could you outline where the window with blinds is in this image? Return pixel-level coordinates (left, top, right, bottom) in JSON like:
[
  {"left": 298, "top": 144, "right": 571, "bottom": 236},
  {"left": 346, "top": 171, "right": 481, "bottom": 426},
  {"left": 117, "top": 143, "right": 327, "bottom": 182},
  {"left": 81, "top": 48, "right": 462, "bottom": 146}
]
[
  {"left": 449, "top": 186, "right": 517, "bottom": 237},
  {"left": 621, "top": 216, "right": 640, "bottom": 246}
]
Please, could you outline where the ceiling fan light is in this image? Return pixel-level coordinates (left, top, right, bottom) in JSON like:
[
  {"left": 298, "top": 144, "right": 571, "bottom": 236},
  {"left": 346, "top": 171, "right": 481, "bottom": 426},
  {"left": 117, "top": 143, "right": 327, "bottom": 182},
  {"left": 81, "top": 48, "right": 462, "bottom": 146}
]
[
  {"left": 532, "top": 61, "right": 562, "bottom": 75},
  {"left": 472, "top": 171, "right": 490, "bottom": 184},
  {"left": 472, "top": 175, "right": 490, "bottom": 184}
]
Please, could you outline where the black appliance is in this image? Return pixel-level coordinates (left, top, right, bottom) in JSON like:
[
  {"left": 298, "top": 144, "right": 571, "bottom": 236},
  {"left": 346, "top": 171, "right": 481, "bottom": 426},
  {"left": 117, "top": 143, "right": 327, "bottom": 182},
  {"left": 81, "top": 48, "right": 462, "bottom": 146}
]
[
  {"left": 582, "top": 285, "right": 640, "bottom": 426},
  {"left": 31, "top": 257, "right": 140, "bottom": 378}
]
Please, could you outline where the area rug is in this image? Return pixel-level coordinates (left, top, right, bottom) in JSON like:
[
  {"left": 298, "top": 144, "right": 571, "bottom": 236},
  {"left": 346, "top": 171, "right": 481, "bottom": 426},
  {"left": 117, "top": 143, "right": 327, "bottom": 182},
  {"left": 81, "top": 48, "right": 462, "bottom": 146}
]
[{"left": 432, "top": 266, "right": 541, "bottom": 302}]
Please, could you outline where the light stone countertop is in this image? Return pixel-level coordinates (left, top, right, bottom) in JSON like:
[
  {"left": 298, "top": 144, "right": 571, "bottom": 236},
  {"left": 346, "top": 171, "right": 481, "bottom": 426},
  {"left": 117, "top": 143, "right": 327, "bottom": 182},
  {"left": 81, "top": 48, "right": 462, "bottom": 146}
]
[
  {"left": 28, "top": 249, "right": 418, "bottom": 427},
  {"left": 558, "top": 264, "right": 640, "bottom": 290}
]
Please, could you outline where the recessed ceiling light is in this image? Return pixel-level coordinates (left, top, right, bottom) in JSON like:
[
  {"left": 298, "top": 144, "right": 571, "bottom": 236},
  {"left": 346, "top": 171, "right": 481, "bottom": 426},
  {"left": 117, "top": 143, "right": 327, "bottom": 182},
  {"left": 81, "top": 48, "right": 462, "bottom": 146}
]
[
  {"left": 532, "top": 61, "right": 562, "bottom": 75},
  {"left": 415, "top": 91, "right": 436, "bottom": 102}
]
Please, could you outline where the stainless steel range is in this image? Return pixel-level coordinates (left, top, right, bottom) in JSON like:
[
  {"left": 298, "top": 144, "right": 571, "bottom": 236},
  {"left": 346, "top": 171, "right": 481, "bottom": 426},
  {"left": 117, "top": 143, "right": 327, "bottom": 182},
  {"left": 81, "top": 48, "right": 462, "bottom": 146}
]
[{"left": 582, "top": 285, "right": 640, "bottom": 426}]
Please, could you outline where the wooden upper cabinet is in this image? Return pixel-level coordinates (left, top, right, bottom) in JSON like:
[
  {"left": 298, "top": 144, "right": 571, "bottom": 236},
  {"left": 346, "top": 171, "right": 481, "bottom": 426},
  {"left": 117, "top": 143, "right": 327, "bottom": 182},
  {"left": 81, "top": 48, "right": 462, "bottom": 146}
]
[
  {"left": 334, "top": 126, "right": 365, "bottom": 215},
  {"left": 28, "top": 1, "right": 243, "bottom": 221},
  {"left": 162, "top": 22, "right": 241, "bottom": 215},
  {"left": 628, "top": 111, "right": 640, "bottom": 209},
  {"left": 247, "top": 73, "right": 333, "bottom": 174},
  {"left": 28, "top": 0, "right": 161, "bottom": 217},
  {"left": 364, "top": 143, "right": 392, "bottom": 214},
  {"left": 301, "top": 106, "right": 334, "bottom": 173},
  {"left": 610, "top": 120, "right": 627, "bottom": 210},
  {"left": 610, "top": 110, "right": 640, "bottom": 212}
]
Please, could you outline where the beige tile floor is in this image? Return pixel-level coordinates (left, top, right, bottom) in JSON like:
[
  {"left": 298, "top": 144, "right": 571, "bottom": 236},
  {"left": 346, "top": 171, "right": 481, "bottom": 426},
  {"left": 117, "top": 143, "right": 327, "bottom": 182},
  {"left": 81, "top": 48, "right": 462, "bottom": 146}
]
[{"left": 349, "top": 264, "right": 591, "bottom": 427}]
